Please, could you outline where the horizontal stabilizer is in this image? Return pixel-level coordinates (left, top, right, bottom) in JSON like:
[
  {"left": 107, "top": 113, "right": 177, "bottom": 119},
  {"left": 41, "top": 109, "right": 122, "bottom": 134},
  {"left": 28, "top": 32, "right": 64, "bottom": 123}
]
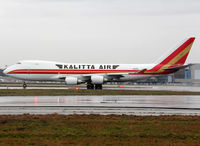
[{"left": 163, "top": 64, "right": 192, "bottom": 71}]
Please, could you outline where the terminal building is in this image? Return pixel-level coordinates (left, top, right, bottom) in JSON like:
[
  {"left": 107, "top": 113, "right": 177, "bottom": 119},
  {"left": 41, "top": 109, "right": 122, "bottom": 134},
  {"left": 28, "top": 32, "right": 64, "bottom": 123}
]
[
  {"left": 173, "top": 64, "right": 200, "bottom": 84},
  {"left": 1, "top": 64, "right": 200, "bottom": 84}
]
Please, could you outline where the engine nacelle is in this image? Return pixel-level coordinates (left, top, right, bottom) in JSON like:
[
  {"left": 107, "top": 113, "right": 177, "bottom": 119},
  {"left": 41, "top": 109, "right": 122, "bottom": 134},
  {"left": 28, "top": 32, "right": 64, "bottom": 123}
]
[
  {"left": 65, "top": 77, "right": 78, "bottom": 85},
  {"left": 91, "top": 76, "right": 104, "bottom": 84}
]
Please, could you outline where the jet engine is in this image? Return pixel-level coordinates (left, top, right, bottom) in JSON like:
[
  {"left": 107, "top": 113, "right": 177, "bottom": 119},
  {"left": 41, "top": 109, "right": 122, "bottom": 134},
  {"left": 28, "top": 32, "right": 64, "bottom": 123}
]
[
  {"left": 91, "top": 76, "right": 104, "bottom": 84},
  {"left": 65, "top": 77, "right": 78, "bottom": 85}
]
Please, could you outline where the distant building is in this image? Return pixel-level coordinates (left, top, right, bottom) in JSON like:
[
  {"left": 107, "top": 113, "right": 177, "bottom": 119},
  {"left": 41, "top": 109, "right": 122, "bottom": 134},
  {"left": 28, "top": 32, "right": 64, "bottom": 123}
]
[{"left": 174, "top": 64, "right": 200, "bottom": 84}]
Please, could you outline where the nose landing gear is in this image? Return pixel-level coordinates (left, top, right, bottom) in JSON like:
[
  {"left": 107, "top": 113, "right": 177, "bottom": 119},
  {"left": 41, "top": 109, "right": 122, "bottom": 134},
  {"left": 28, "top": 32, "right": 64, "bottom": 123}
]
[{"left": 23, "top": 82, "right": 27, "bottom": 89}]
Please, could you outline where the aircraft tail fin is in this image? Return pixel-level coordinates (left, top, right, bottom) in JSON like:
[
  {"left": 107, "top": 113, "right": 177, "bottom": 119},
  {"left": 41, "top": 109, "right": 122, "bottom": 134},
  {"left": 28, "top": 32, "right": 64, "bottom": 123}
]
[{"left": 150, "top": 37, "right": 195, "bottom": 72}]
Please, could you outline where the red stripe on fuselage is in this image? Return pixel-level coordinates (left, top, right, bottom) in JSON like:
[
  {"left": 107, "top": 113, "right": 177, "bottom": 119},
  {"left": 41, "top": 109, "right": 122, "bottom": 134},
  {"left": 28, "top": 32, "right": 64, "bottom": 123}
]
[
  {"left": 8, "top": 69, "right": 174, "bottom": 75},
  {"left": 8, "top": 69, "right": 139, "bottom": 75}
]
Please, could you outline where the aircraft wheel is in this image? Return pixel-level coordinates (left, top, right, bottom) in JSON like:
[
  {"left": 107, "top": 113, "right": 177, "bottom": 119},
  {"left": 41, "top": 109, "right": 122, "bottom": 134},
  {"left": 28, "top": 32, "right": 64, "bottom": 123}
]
[
  {"left": 95, "top": 84, "right": 102, "bottom": 90},
  {"left": 87, "top": 83, "right": 94, "bottom": 89}
]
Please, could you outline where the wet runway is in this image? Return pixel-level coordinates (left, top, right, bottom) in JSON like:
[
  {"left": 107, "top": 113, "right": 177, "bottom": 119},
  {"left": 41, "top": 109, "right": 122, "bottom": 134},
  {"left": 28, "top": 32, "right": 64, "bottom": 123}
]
[
  {"left": 0, "top": 95, "right": 200, "bottom": 115},
  {"left": 1, "top": 85, "right": 200, "bottom": 92}
]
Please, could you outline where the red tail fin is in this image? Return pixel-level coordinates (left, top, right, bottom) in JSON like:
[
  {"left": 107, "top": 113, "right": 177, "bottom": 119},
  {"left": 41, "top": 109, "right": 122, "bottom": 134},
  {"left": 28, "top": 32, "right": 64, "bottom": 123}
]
[{"left": 150, "top": 37, "right": 195, "bottom": 72}]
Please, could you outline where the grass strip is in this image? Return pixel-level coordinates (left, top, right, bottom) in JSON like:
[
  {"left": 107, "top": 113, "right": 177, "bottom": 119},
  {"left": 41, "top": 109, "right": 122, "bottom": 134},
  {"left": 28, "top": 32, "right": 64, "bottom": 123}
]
[
  {"left": 0, "top": 114, "right": 200, "bottom": 145},
  {"left": 1, "top": 89, "right": 200, "bottom": 96}
]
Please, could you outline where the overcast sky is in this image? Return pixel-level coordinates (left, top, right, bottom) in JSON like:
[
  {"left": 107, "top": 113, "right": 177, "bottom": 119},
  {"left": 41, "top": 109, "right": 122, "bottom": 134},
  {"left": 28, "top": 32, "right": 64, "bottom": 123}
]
[{"left": 0, "top": 0, "right": 200, "bottom": 67}]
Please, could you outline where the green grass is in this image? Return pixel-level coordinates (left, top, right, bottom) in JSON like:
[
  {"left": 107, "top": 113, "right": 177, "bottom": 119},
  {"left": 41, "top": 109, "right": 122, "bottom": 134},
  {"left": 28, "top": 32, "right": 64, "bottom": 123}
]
[
  {"left": 1, "top": 89, "right": 200, "bottom": 96},
  {"left": 0, "top": 114, "right": 200, "bottom": 145}
]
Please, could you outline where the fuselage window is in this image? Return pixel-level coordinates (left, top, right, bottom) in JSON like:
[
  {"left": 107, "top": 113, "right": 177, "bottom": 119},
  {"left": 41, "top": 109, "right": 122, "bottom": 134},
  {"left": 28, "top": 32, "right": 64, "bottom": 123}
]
[{"left": 56, "top": 64, "right": 63, "bottom": 69}]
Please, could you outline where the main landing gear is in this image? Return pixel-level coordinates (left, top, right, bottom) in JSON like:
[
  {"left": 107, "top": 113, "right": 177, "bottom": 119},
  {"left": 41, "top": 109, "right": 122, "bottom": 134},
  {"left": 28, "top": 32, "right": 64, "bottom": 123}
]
[
  {"left": 23, "top": 82, "right": 27, "bottom": 89},
  {"left": 95, "top": 84, "right": 102, "bottom": 90},
  {"left": 87, "top": 83, "right": 102, "bottom": 90}
]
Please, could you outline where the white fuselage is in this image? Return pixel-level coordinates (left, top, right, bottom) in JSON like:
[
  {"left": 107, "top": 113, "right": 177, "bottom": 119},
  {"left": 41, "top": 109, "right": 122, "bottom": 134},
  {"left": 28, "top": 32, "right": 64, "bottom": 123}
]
[{"left": 4, "top": 60, "right": 157, "bottom": 83}]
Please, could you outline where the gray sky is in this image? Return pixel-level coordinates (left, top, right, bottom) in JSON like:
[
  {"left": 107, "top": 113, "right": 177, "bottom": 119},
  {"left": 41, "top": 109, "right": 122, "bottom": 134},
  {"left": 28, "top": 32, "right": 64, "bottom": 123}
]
[{"left": 0, "top": 0, "right": 200, "bottom": 67}]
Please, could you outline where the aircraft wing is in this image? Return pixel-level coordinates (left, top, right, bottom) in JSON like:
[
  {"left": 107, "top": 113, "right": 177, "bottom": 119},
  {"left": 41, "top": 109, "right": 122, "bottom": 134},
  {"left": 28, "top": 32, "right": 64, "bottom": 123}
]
[
  {"left": 83, "top": 73, "right": 128, "bottom": 78},
  {"left": 163, "top": 64, "right": 192, "bottom": 71},
  {"left": 128, "top": 69, "right": 147, "bottom": 75},
  {"left": 58, "top": 69, "right": 148, "bottom": 80}
]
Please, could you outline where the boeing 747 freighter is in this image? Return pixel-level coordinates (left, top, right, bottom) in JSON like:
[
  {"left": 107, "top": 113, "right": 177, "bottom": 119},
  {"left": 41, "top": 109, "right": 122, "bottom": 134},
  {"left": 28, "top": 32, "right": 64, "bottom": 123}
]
[{"left": 3, "top": 37, "right": 195, "bottom": 89}]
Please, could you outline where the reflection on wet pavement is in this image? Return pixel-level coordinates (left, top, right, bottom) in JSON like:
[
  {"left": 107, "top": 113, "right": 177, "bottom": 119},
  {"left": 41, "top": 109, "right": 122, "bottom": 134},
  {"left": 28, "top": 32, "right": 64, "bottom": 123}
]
[{"left": 0, "top": 95, "right": 200, "bottom": 115}]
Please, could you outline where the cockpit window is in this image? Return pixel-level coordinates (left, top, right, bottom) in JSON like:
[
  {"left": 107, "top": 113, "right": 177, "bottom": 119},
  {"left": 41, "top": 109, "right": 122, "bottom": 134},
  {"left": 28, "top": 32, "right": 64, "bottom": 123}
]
[{"left": 16, "top": 62, "right": 21, "bottom": 64}]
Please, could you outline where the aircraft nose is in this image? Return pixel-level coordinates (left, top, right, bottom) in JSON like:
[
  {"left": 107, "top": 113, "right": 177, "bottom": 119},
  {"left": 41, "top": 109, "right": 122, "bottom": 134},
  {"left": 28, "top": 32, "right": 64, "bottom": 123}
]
[{"left": 3, "top": 68, "right": 8, "bottom": 75}]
